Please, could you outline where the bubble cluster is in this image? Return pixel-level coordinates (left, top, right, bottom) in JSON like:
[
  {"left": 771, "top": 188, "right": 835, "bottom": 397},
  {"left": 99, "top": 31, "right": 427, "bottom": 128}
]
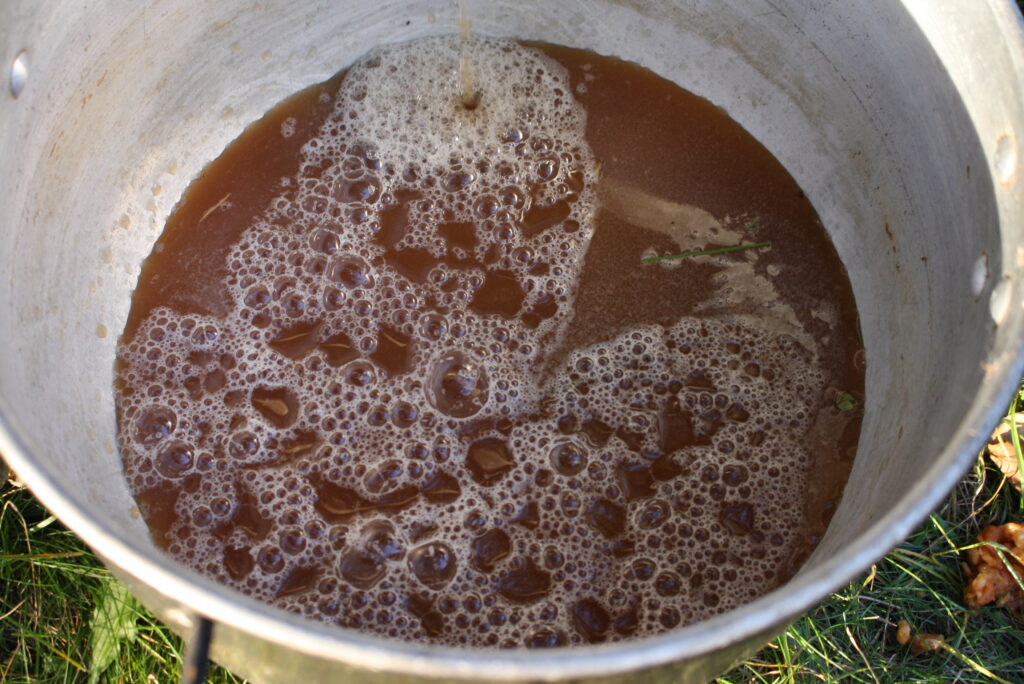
[{"left": 117, "top": 36, "right": 834, "bottom": 648}]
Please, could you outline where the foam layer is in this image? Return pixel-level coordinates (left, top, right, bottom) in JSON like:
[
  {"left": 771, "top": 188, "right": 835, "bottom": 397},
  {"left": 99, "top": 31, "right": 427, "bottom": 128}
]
[{"left": 117, "top": 36, "right": 837, "bottom": 647}]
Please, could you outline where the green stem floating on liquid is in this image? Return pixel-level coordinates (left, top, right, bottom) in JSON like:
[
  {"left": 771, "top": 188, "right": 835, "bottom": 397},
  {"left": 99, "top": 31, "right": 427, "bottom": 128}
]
[{"left": 641, "top": 241, "right": 772, "bottom": 263}]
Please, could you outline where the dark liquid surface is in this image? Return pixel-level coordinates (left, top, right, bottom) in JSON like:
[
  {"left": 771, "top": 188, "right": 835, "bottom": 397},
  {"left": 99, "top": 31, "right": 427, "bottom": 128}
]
[{"left": 116, "top": 37, "right": 863, "bottom": 647}]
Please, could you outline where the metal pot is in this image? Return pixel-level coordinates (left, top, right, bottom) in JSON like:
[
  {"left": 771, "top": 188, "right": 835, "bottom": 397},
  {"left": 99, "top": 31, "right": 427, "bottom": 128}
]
[{"left": 2, "top": 1, "right": 1023, "bottom": 681}]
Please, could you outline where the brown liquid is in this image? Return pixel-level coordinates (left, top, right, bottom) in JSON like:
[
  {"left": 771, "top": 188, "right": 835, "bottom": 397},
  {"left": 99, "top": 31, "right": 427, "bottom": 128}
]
[{"left": 116, "top": 37, "right": 863, "bottom": 648}]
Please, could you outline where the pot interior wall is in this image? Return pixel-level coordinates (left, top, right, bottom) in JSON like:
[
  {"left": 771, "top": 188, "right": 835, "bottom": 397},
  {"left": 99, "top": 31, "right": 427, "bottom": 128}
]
[{"left": 0, "top": 0, "right": 1016, "bottom": 665}]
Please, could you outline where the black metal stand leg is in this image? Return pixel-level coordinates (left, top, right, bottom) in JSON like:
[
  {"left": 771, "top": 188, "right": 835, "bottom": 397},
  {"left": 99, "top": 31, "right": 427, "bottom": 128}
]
[{"left": 180, "top": 616, "right": 213, "bottom": 684}]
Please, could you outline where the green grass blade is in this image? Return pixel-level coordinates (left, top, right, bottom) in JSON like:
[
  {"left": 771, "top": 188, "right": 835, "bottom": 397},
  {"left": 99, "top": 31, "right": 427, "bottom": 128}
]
[{"left": 88, "top": 578, "right": 140, "bottom": 684}]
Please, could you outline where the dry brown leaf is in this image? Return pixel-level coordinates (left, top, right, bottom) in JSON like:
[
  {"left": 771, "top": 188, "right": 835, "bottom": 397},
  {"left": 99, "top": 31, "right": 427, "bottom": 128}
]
[
  {"left": 909, "top": 633, "right": 945, "bottom": 654},
  {"left": 895, "top": 620, "right": 912, "bottom": 645},
  {"left": 895, "top": 619, "right": 945, "bottom": 655},
  {"left": 986, "top": 413, "right": 1024, "bottom": 492},
  {"left": 963, "top": 522, "right": 1024, "bottom": 612}
]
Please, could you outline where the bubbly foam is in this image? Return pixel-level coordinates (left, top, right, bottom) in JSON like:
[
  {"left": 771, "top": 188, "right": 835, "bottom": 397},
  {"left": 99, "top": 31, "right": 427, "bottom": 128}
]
[{"left": 117, "top": 36, "right": 836, "bottom": 647}]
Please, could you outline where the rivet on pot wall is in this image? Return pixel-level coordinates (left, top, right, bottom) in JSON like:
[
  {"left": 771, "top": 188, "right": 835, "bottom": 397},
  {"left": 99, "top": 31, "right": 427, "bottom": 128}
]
[
  {"left": 971, "top": 252, "right": 989, "bottom": 298},
  {"left": 9, "top": 50, "right": 27, "bottom": 98},
  {"left": 163, "top": 607, "right": 196, "bottom": 632},
  {"left": 989, "top": 276, "right": 1012, "bottom": 326},
  {"left": 995, "top": 132, "right": 1017, "bottom": 185}
]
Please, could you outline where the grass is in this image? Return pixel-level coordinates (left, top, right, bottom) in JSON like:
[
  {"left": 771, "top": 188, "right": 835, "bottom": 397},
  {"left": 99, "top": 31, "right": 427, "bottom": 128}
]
[
  {"left": 1, "top": 383, "right": 1022, "bottom": 682},
  {"left": 0, "top": 486, "right": 243, "bottom": 683}
]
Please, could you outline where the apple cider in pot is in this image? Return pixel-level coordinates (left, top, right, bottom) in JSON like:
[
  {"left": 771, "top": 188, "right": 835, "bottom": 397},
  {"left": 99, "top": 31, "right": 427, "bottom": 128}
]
[{"left": 115, "top": 36, "right": 863, "bottom": 647}]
